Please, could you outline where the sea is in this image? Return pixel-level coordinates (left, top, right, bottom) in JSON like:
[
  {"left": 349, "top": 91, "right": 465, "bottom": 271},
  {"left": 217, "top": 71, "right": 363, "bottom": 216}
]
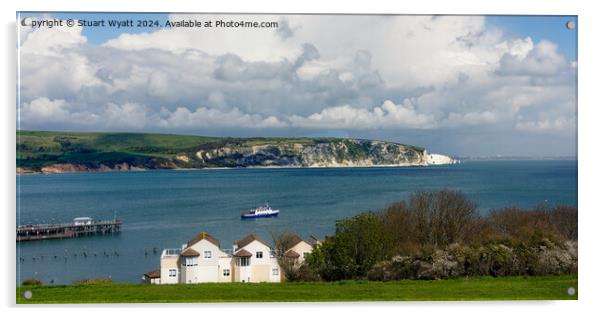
[{"left": 16, "top": 160, "right": 577, "bottom": 285}]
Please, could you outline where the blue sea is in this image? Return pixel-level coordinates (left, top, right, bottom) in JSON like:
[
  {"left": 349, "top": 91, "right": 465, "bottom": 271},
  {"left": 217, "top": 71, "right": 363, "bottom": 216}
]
[{"left": 16, "top": 160, "right": 577, "bottom": 285}]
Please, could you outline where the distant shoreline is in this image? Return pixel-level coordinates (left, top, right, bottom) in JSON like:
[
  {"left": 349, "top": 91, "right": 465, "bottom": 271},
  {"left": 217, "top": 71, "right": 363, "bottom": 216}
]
[
  {"left": 16, "top": 158, "right": 580, "bottom": 175},
  {"left": 16, "top": 161, "right": 459, "bottom": 175}
]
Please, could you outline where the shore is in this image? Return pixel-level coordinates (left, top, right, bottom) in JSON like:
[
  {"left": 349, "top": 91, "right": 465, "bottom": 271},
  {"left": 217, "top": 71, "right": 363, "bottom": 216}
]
[{"left": 16, "top": 160, "right": 460, "bottom": 175}]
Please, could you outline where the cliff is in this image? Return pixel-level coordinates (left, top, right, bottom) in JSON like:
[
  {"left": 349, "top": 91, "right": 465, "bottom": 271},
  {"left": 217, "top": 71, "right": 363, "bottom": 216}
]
[{"left": 16, "top": 131, "right": 457, "bottom": 173}]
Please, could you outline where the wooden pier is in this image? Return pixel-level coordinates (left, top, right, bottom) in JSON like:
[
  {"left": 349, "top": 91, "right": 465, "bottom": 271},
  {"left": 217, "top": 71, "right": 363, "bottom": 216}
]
[{"left": 16, "top": 219, "right": 122, "bottom": 242}]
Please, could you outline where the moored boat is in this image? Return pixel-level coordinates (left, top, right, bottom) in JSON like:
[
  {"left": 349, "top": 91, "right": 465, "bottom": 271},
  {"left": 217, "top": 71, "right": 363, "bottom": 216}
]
[{"left": 240, "top": 203, "right": 279, "bottom": 219}]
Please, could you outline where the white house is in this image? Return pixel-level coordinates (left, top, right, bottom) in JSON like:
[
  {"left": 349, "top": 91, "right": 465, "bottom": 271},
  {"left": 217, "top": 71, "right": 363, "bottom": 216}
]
[
  {"left": 179, "top": 232, "right": 230, "bottom": 283},
  {"left": 232, "top": 234, "right": 281, "bottom": 283},
  {"left": 145, "top": 232, "right": 293, "bottom": 284},
  {"left": 283, "top": 235, "right": 316, "bottom": 267}
]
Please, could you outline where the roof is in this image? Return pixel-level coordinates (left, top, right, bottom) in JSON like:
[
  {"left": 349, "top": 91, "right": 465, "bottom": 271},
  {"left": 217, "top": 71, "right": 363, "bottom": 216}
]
[
  {"left": 309, "top": 235, "right": 321, "bottom": 245},
  {"left": 233, "top": 249, "right": 253, "bottom": 257},
  {"left": 187, "top": 232, "right": 220, "bottom": 248},
  {"left": 73, "top": 217, "right": 93, "bottom": 221},
  {"left": 180, "top": 248, "right": 200, "bottom": 257},
  {"left": 284, "top": 249, "right": 300, "bottom": 258},
  {"left": 287, "top": 234, "right": 304, "bottom": 248},
  {"left": 236, "top": 233, "right": 269, "bottom": 249},
  {"left": 143, "top": 268, "right": 161, "bottom": 279}
]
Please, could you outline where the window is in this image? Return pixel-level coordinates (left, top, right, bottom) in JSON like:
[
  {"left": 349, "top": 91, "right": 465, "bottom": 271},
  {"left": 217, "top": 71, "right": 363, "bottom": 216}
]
[
  {"left": 168, "top": 269, "right": 177, "bottom": 277},
  {"left": 204, "top": 251, "right": 212, "bottom": 259},
  {"left": 303, "top": 252, "right": 309, "bottom": 259},
  {"left": 272, "top": 268, "right": 279, "bottom": 275},
  {"left": 184, "top": 257, "right": 197, "bottom": 266},
  {"left": 256, "top": 251, "right": 263, "bottom": 259},
  {"left": 238, "top": 257, "right": 250, "bottom": 266},
  {"left": 223, "top": 269, "right": 230, "bottom": 276}
]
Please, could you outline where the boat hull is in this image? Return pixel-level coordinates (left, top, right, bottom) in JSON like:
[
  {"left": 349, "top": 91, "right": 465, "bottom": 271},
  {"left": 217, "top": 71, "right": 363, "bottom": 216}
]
[{"left": 240, "top": 212, "right": 279, "bottom": 219}]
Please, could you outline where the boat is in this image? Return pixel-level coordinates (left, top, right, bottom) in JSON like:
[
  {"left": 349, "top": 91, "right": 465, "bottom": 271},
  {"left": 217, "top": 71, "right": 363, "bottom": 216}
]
[{"left": 240, "top": 203, "right": 280, "bottom": 219}]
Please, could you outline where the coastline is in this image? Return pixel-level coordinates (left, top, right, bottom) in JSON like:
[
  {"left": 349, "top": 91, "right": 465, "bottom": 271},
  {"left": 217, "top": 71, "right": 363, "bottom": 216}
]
[{"left": 16, "top": 160, "right": 461, "bottom": 175}]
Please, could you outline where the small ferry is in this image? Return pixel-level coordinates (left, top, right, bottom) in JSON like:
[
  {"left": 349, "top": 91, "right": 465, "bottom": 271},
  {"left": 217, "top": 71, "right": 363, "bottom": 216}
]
[{"left": 240, "top": 203, "right": 280, "bottom": 219}]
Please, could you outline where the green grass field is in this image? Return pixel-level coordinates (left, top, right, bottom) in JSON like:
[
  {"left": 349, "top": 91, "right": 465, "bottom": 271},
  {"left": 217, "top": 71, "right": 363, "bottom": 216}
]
[{"left": 16, "top": 275, "right": 577, "bottom": 304}]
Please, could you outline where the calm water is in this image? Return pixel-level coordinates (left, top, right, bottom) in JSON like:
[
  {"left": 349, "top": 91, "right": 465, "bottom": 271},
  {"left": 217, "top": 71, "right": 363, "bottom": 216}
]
[{"left": 16, "top": 160, "right": 577, "bottom": 285}]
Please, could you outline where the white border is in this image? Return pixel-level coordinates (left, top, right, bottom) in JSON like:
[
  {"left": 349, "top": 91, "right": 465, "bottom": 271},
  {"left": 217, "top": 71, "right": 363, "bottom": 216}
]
[{"left": 2, "top": 0, "right": 600, "bottom": 315}]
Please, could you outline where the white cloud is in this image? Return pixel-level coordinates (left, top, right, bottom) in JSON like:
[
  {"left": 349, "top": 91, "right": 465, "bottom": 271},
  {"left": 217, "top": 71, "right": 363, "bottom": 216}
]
[
  {"left": 17, "top": 14, "right": 577, "bottom": 156},
  {"left": 104, "top": 102, "right": 149, "bottom": 129},
  {"left": 444, "top": 111, "right": 497, "bottom": 127},
  {"left": 497, "top": 40, "right": 568, "bottom": 77},
  {"left": 18, "top": 19, "right": 104, "bottom": 101},
  {"left": 515, "top": 116, "right": 575, "bottom": 133},
  {"left": 20, "top": 18, "right": 87, "bottom": 55},
  {"left": 159, "top": 106, "right": 287, "bottom": 129},
  {"left": 19, "top": 97, "right": 71, "bottom": 124},
  {"left": 103, "top": 14, "right": 297, "bottom": 62},
  {"left": 289, "top": 100, "right": 436, "bottom": 129}
]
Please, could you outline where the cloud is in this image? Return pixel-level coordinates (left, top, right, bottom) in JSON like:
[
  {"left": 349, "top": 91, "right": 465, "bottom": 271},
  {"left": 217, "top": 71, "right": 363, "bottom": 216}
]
[
  {"left": 515, "top": 116, "right": 575, "bottom": 133},
  {"left": 276, "top": 19, "right": 296, "bottom": 40},
  {"left": 158, "top": 106, "right": 287, "bottom": 129},
  {"left": 17, "top": 14, "right": 577, "bottom": 155},
  {"left": 289, "top": 100, "right": 436, "bottom": 129},
  {"left": 497, "top": 40, "right": 568, "bottom": 77},
  {"left": 19, "top": 97, "right": 71, "bottom": 124}
]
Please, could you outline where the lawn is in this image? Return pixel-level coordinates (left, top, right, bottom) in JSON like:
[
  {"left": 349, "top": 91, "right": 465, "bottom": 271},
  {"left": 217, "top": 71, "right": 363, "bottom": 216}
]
[{"left": 16, "top": 275, "right": 577, "bottom": 304}]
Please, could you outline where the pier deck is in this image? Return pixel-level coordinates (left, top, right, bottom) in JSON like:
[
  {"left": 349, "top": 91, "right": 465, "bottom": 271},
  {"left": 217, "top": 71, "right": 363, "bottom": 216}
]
[{"left": 16, "top": 220, "right": 122, "bottom": 242}]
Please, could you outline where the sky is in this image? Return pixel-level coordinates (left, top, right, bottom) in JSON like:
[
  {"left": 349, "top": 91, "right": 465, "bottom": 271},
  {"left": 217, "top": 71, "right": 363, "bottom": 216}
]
[{"left": 16, "top": 13, "right": 577, "bottom": 157}]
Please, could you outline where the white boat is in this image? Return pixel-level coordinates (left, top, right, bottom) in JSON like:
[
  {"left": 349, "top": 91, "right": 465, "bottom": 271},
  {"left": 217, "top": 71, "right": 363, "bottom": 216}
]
[{"left": 240, "top": 203, "right": 280, "bottom": 219}]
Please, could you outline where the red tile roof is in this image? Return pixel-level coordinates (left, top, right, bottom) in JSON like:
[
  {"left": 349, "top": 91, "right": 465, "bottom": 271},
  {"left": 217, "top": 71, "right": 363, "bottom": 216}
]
[
  {"left": 236, "top": 233, "right": 269, "bottom": 249},
  {"left": 180, "top": 248, "right": 200, "bottom": 257},
  {"left": 143, "top": 268, "right": 161, "bottom": 279},
  {"left": 187, "top": 232, "right": 220, "bottom": 248},
  {"left": 233, "top": 249, "right": 253, "bottom": 257}
]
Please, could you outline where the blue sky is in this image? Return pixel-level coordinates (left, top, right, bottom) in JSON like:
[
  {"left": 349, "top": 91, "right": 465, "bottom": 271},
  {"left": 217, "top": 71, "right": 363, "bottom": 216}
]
[
  {"left": 487, "top": 15, "right": 577, "bottom": 60},
  {"left": 17, "top": 13, "right": 578, "bottom": 157},
  {"left": 19, "top": 12, "right": 170, "bottom": 44}
]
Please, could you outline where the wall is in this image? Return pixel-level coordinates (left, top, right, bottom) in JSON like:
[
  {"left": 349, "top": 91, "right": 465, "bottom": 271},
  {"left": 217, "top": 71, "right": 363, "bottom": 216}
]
[
  {"left": 159, "top": 255, "right": 179, "bottom": 284},
  {"left": 290, "top": 241, "right": 314, "bottom": 265}
]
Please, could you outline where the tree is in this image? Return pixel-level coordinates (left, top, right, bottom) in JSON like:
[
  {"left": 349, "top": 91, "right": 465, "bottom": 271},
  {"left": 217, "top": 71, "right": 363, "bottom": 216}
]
[
  {"left": 312, "top": 212, "right": 393, "bottom": 280},
  {"left": 409, "top": 190, "right": 479, "bottom": 246},
  {"left": 271, "top": 230, "right": 304, "bottom": 281}
]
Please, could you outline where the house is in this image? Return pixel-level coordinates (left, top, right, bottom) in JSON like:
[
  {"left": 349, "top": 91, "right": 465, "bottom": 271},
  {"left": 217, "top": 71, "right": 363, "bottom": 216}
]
[
  {"left": 232, "top": 234, "right": 281, "bottom": 283},
  {"left": 283, "top": 234, "right": 317, "bottom": 267},
  {"left": 145, "top": 232, "right": 286, "bottom": 284},
  {"left": 142, "top": 268, "right": 161, "bottom": 284},
  {"left": 179, "top": 232, "right": 231, "bottom": 283}
]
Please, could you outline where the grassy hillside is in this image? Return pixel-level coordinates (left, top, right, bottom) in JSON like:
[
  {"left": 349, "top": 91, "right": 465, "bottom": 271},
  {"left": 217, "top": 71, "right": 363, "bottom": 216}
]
[
  {"left": 16, "top": 131, "right": 426, "bottom": 171},
  {"left": 16, "top": 275, "right": 577, "bottom": 303},
  {"left": 16, "top": 131, "right": 293, "bottom": 170},
  {"left": 17, "top": 130, "right": 220, "bottom": 157}
]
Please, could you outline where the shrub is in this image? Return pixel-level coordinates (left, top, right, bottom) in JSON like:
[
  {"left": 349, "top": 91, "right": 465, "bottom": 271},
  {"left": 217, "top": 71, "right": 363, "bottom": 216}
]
[
  {"left": 22, "top": 279, "right": 42, "bottom": 286},
  {"left": 316, "top": 190, "right": 577, "bottom": 281},
  {"left": 309, "top": 212, "right": 393, "bottom": 281}
]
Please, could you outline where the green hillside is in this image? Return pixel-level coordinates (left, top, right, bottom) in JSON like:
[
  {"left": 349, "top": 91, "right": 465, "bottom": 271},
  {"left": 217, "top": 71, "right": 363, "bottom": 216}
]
[
  {"left": 17, "top": 131, "right": 220, "bottom": 170},
  {"left": 16, "top": 130, "right": 427, "bottom": 172}
]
